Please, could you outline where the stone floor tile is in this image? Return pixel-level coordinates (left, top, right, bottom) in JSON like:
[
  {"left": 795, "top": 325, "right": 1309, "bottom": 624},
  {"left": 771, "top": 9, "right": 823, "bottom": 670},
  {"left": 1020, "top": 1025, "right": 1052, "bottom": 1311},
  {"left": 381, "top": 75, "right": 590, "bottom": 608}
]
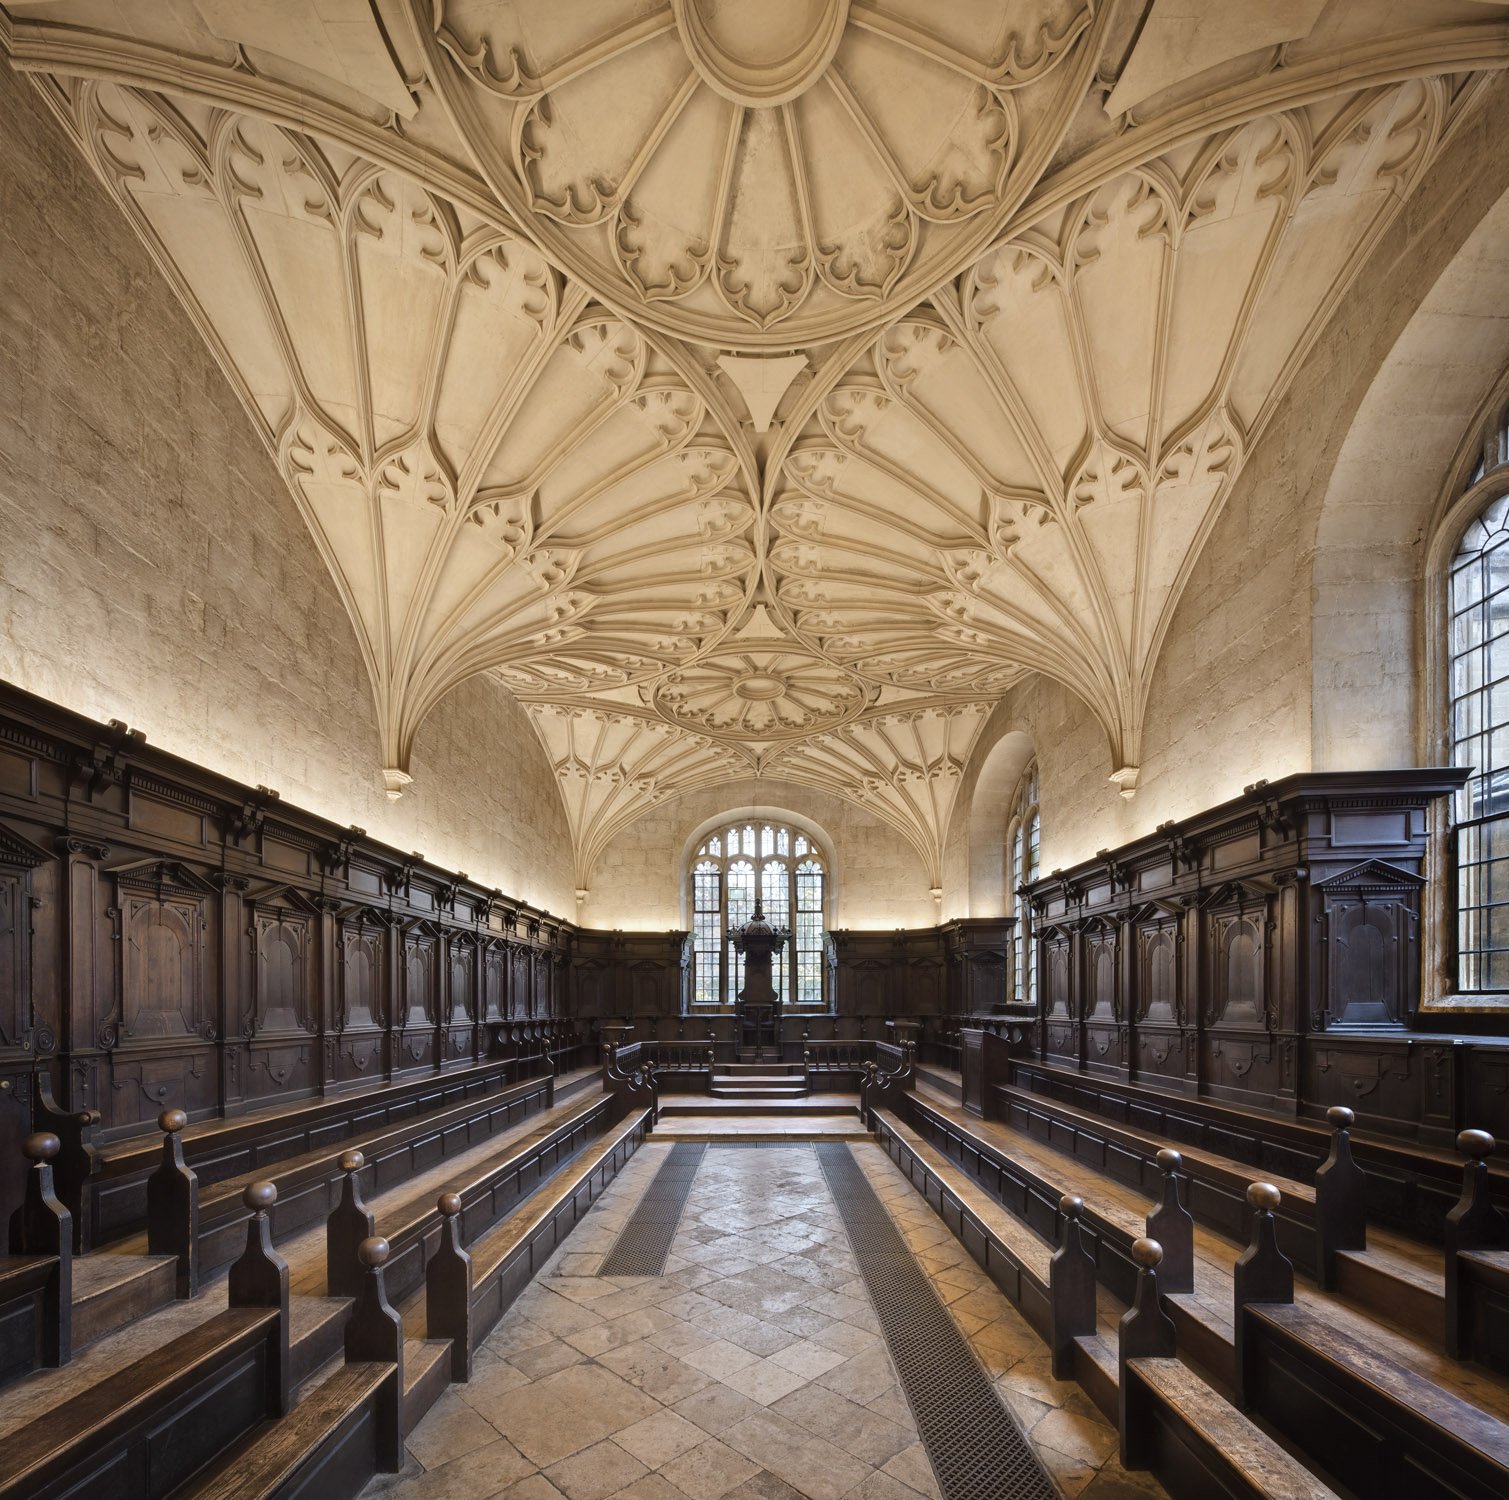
[
  {"left": 613, "top": 1476, "right": 693, "bottom": 1500},
  {"left": 405, "top": 1390, "right": 504, "bottom": 1472},
  {"left": 1032, "top": 1406, "right": 1120, "bottom": 1468},
  {"left": 565, "top": 1307, "right": 678, "bottom": 1358},
  {"left": 720, "top": 1412, "right": 874, "bottom": 1500},
  {"left": 484, "top": 1363, "right": 662, "bottom": 1468},
  {"left": 814, "top": 1349, "right": 898, "bottom": 1407},
  {"left": 496, "top": 1477, "right": 570, "bottom": 1500},
  {"left": 672, "top": 1384, "right": 771, "bottom": 1436},
  {"left": 683, "top": 1338, "right": 762, "bottom": 1380},
  {"left": 510, "top": 1338, "right": 588, "bottom": 1380},
  {"left": 877, "top": 1444, "right": 940, "bottom": 1500},
  {"left": 807, "top": 1322, "right": 881, "bottom": 1359},
  {"left": 656, "top": 1437, "right": 762, "bottom": 1500},
  {"left": 858, "top": 1390, "right": 914, "bottom": 1435},
  {"left": 768, "top": 1386, "right": 913, "bottom": 1468},
  {"left": 837, "top": 1474, "right": 931, "bottom": 1500},
  {"left": 613, "top": 1409, "right": 710, "bottom": 1469},
  {"left": 597, "top": 1340, "right": 716, "bottom": 1404},
  {"left": 542, "top": 1439, "right": 649, "bottom": 1500},
  {"left": 457, "top": 1356, "right": 533, "bottom": 1418},
  {"left": 365, "top": 1437, "right": 534, "bottom": 1499},
  {"left": 719, "top": 1473, "right": 806, "bottom": 1500},
  {"left": 766, "top": 1340, "right": 847, "bottom": 1381},
  {"left": 716, "top": 1356, "right": 812, "bottom": 1406}
]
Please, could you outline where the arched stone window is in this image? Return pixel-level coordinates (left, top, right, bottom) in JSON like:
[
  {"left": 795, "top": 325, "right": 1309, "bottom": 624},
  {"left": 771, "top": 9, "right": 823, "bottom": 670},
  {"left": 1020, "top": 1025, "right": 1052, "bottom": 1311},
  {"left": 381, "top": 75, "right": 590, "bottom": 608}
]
[
  {"left": 1448, "top": 419, "right": 1509, "bottom": 993},
  {"left": 689, "top": 822, "right": 828, "bottom": 1008},
  {"left": 1007, "top": 762, "right": 1041, "bottom": 1004}
]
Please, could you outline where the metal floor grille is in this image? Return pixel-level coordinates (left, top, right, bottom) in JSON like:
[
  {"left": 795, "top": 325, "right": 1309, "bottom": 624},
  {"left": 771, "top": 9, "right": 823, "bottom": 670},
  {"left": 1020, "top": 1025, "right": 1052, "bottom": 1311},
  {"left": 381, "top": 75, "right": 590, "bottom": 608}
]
[
  {"left": 597, "top": 1142, "right": 706, "bottom": 1277},
  {"left": 816, "top": 1145, "right": 1058, "bottom": 1500}
]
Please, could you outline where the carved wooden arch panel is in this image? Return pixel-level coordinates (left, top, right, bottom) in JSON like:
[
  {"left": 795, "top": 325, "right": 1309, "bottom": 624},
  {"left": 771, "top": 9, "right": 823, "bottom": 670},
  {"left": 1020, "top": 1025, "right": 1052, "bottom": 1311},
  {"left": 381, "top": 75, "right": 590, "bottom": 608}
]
[
  {"left": 246, "top": 885, "right": 321, "bottom": 1036},
  {"left": 1201, "top": 883, "right": 1274, "bottom": 1030},
  {"left": 107, "top": 861, "right": 216, "bottom": 1046}
]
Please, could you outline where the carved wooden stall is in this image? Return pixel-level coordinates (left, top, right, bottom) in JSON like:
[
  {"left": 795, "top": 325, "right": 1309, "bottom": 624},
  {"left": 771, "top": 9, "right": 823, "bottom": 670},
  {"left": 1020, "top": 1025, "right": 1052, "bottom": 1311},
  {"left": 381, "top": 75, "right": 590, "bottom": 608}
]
[
  {"left": 0, "top": 687, "right": 574, "bottom": 1223},
  {"left": 1015, "top": 771, "right": 1483, "bottom": 1144}
]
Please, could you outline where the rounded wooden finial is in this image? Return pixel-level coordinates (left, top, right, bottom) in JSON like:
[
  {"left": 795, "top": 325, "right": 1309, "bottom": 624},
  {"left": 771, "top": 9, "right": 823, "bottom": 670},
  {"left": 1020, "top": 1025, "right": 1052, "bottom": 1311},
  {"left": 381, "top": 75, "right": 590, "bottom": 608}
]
[
  {"left": 438, "top": 1191, "right": 462, "bottom": 1217},
  {"left": 1156, "top": 1148, "right": 1182, "bottom": 1173},
  {"left": 358, "top": 1235, "right": 390, "bottom": 1268},
  {"left": 1458, "top": 1129, "right": 1496, "bottom": 1160},
  {"left": 1132, "top": 1237, "right": 1164, "bottom": 1269},
  {"left": 243, "top": 1181, "right": 277, "bottom": 1212},
  {"left": 339, "top": 1149, "right": 366, "bottom": 1173},
  {"left": 24, "top": 1132, "right": 60, "bottom": 1162},
  {"left": 1059, "top": 1194, "right": 1083, "bottom": 1219},
  {"left": 1247, "top": 1182, "right": 1282, "bottom": 1213},
  {"left": 158, "top": 1108, "right": 188, "bottom": 1134},
  {"left": 1327, "top": 1106, "right": 1355, "bottom": 1130}
]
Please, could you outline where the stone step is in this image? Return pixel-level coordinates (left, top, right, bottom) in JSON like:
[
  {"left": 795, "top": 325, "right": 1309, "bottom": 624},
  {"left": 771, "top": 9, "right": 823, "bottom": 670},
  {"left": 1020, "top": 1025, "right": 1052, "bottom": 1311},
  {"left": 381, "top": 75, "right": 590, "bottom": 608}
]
[{"left": 659, "top": 1097, "right": 856, "bottom": 1117}]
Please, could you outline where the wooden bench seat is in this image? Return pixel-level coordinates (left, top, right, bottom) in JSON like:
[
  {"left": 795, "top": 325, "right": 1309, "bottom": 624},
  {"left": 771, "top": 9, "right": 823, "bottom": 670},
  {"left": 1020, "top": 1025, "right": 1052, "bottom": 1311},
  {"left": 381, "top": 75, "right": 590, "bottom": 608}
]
[
  {"left": 116, "top": 1073, "right": 565, "bottom": 1298},
  {"left": 341, "top": 1094, "right": 617, "bottom": 1304},
  {"left": 1247, "top": 1301, "right": 1509, "bottom": 1500},
  {"left": 0, "top": 1306, "right": 285, "bottom": 1500},
  {"left": 0, "top": 1255, "right": 62, "bottom": 1389},
  {"left": 1457, "top": 1249, "right": 1509, "bottom": 1376},
  {"left": 1008, "top": 1057, "right": 1509, "bottom": 1243},
  {"left": 89, "top": 1058, "right": 557, "bottom": 1245},
  {"left": 178, "top": 1359, "right": 396, "bottom": 1500},
  {"left": 893, "top": 1093, "right": 1509, "bottom": 1479},
  {"left": 1021, "top": 1077, "right": 1454, "bottom": 1338},
  {"left": 930, "top": 1087, "right": 1447, "bottom": 1340},
  {"left": 1128, "top": 1356, "right": 1342, "bottom": 1500},
  {"left": 426, "top": 1108, "right": 651, "bottom": 1378},
  {"left": 871, "top": 1110, "right": 1104, "bottom": 1380}
]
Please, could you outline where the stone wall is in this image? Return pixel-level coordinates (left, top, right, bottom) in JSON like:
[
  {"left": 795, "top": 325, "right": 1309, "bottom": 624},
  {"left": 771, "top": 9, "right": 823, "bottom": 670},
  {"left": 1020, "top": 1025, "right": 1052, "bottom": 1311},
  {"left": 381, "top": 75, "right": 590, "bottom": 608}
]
[
  {"left": 581, "top": 777, "right": 936, "bottom": 931},
  {"left": 0, "top": 66, "right": 576, "bottom": 915}
]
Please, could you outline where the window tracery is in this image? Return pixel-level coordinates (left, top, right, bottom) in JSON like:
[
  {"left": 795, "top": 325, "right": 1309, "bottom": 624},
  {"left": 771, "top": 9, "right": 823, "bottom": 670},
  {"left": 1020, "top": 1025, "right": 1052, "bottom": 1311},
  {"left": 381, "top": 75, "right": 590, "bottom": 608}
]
[
  {"left": 1008, "top": 762, "right": 1041, "bottom": 1005},
  {"left": 1448, "top": 409, "right": 1509, "bottom": 992},
  {"left": 689, "top": 823, "right": 827, "bottom": 1007}
]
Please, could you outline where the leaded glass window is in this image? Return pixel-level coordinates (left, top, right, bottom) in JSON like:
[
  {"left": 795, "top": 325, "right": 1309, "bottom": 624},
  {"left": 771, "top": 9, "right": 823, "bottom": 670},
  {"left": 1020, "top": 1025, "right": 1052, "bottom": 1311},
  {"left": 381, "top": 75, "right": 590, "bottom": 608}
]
[
  {"left": 1452, "top": 493, "right": 1509, "bottom": 989},
  {"left": 1009, "top": 762, "right": 1041, "bottom": 1005},
  {"left": 687, "top": 823, "right": 828, "bottom": 1006}
]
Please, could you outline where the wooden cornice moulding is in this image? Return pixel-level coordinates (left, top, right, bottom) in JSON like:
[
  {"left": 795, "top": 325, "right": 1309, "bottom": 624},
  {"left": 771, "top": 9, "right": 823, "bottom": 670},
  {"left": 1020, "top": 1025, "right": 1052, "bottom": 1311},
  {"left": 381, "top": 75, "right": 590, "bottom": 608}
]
[{"left": 1024, "top": 767, "right": 1472, "bottom": 905}]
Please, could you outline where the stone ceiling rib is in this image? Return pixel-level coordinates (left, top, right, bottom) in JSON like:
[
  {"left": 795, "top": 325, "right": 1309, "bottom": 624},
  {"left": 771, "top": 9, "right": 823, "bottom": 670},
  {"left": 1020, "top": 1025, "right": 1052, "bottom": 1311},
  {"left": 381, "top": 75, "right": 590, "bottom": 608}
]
[{"left": 4, "top": 2, "right": 1508, "bottom": 886}]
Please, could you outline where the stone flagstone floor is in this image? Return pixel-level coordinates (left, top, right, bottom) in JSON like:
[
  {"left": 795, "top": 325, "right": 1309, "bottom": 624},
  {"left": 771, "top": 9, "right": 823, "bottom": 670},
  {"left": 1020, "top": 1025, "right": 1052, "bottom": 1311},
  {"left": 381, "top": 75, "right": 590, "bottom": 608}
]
[{"left": 362, "top": 1142, "right": 1167, "bottom": 1500}]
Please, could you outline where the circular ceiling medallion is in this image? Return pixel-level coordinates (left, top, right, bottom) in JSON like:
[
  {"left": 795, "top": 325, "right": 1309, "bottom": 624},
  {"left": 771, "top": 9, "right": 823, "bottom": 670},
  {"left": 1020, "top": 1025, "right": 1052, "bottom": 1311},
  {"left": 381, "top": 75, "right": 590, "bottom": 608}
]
[
  {"left": 732, "top": 672, "right": 789, "bottom": 701},
  {"left": 423, "top": 0, "right": 1102, "bottom": 347},
  {"left": 654, "top": 646, "right": 871, "bottom": 738},
  {"left": 672, "top": 0, "right": 850, "bottom": 108}
]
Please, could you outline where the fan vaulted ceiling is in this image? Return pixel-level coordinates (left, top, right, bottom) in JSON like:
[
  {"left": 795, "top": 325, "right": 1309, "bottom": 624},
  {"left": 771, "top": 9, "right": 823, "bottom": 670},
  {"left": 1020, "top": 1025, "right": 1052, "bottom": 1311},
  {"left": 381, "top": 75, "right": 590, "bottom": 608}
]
[{"left": 4, "top": 1, "right": 1508, "bottom": 898}]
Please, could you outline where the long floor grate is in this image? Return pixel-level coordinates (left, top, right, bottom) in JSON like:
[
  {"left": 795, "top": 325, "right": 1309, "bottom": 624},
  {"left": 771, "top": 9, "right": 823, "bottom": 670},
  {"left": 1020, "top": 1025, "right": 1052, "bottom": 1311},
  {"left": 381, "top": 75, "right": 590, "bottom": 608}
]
[
  {"left": 816, "top": 1144, "right": 1058, "bottom": 1500},
  {"left": 597, "top": 1142, "right": 707, "bottom": 1277}
]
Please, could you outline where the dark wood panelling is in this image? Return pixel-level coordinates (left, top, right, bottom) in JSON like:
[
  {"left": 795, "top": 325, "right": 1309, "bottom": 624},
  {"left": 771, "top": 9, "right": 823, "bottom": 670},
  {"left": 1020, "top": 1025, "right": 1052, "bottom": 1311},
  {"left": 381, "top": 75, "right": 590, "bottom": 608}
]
[
  {"left": 0, "top": 684, "right": 575, "bottom": 1212},
  {"left": 1014, "top": 770, "right": 1501, "bottom": 1146}
]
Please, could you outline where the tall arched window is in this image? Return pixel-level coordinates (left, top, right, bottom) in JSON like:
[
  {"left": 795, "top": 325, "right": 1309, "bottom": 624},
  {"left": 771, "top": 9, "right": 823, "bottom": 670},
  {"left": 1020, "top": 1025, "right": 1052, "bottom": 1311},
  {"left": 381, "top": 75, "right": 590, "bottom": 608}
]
[
  {"left": 1450, "top": 477, "right": 1509, "bottom": 992},
  {"left": 690, "top": 822, "right": 828, "bottom": 1007},
  {"left": 1008, "top": 762, "right": 1041, "bottom": 1004}
]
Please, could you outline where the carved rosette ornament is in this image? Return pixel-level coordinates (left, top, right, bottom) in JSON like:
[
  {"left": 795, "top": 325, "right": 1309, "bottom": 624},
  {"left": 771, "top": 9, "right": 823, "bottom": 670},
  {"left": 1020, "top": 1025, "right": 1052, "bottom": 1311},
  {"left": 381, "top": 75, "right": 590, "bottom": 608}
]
[{"left": 653, "top": 645, "right": 873, "bottom": 739}]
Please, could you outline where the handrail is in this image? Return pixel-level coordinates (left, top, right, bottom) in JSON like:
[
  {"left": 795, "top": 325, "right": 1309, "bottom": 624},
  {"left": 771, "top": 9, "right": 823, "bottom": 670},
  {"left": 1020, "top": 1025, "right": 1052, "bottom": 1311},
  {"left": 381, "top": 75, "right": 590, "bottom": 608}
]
[{"left": 604, "top": 1043, "right": 658, "bottom": 1123}]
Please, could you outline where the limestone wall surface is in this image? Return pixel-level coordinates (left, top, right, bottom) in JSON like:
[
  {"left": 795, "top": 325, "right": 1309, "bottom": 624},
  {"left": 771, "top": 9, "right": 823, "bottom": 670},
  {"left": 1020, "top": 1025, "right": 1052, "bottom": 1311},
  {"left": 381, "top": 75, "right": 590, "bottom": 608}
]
[
  {"left": 581, "top": 777, "right": 935, "bottom": 932},
  {"left": 0, "top": 67, "right": 577, "bottom": 915}
]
